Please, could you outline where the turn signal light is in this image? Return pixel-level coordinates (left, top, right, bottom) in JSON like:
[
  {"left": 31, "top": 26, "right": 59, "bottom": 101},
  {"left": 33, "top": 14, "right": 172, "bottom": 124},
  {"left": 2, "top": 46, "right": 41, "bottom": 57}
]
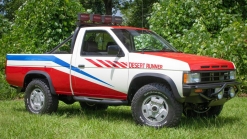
[{"left": 195, "top": 89, "right": 203, "bottom": 93}]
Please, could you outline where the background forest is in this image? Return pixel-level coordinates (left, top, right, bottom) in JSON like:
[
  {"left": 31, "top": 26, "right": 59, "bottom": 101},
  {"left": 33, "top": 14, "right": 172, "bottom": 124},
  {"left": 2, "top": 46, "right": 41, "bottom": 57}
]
[{"left": 0, "top": 0, "right": 246, "bottom": 99}]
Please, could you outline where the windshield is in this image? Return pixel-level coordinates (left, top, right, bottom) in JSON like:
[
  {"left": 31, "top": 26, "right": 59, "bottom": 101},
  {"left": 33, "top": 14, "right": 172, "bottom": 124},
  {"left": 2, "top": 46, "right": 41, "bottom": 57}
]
[{"left": 111, "top": 29, "right": 177, "bottom": 52}]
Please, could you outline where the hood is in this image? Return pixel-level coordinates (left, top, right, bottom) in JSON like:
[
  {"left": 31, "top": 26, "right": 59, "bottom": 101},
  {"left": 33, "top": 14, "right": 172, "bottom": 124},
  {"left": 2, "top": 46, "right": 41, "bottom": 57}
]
[{"left": 143, "top": 52, "right": 235, "bottom": 71}]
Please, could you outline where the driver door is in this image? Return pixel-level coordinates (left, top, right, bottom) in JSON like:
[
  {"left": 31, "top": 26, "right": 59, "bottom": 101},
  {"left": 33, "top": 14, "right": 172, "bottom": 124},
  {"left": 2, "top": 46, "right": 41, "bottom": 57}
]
[{"left": 71, "top": 28, "right": 129, "bottom": 100}]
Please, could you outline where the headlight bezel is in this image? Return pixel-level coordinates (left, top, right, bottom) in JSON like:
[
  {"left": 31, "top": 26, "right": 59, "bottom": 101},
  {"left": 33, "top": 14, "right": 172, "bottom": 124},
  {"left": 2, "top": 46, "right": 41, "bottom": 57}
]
[
  {"left": 183, "top": 72, "right": 201, "bottom": 84},
  {"left": 229, "top": 71, "right": 236, "bottom": 80}
]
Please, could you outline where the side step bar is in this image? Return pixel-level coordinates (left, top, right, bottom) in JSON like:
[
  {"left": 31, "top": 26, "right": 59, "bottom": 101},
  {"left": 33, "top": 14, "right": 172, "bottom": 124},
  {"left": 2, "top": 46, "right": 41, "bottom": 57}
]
[{"left": 73, "top": 96, "right": 128, "bottom": 106}]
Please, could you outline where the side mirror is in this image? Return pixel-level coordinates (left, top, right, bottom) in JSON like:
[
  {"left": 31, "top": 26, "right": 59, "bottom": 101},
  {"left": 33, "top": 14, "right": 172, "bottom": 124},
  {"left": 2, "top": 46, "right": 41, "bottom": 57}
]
[{"left": 108, "top": 45, "right": 125, "bottom": 57}]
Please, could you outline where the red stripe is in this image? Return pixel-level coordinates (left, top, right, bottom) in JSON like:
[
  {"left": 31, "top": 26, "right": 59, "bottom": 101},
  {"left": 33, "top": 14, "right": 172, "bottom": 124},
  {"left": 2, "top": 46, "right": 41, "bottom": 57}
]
[
  {"left": 97, "top": 60, "right": 111, "bottom": 68},
  {"left": 121, "top": 62, "right": 127, "bottom": 66},
  {"left": 111, "top": 26, "right": 149, "bottom": 31},
  {"left": 86, "top": 58, "right": 103, "bottom": 68},
  {"left": 6, "top": 66, "right": 72, "bottom": 95},
  {"left": 105, "top": 60, "right": 119, "bottom": 68},
  {"left": 73, "top": 75, "right": 127, "bottom": 99},
  {"left": 114, "top": 61, "right": 126, "bottom": 68}
]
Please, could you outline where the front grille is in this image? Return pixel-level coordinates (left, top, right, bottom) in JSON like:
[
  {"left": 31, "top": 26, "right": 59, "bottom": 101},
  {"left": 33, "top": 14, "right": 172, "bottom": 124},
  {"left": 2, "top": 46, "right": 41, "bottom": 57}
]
[
  {"left": 200, "top": 65, "right": 228, "bottom": 69},
  {"left": 200, "top": 71, "right": 232, "bottom": 83}
]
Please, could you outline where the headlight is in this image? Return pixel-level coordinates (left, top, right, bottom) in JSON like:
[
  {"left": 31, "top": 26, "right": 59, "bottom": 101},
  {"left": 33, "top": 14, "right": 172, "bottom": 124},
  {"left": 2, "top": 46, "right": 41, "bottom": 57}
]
[
  {"left": 183, "top": 73, "right": 201, "bottom": 83},
  {"left": 229, "top": 71, "right": 236, "bottom": 80}
]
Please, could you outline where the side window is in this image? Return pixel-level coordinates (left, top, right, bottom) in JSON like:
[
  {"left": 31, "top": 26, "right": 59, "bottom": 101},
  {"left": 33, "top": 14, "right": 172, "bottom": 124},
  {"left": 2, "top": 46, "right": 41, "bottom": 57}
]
[
  {"left": 112, "top": 29, "right": 134, "bottom": 51},
  {"left": 81, "top": 30, "right": 119, "bottom": 56}
]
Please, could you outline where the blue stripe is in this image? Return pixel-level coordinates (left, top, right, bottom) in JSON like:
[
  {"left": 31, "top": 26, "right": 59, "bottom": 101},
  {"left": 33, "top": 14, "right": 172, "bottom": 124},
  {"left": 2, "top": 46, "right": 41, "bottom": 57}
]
[{"left": 7, "top": 54, "right": 113, "bottom": 87}]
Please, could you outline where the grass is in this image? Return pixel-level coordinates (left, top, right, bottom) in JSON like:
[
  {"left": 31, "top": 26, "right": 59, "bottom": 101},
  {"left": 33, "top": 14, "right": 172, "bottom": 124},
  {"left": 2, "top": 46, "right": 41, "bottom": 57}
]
[{"left": 0, "top": 97, "right": 247, "bottom": 139}]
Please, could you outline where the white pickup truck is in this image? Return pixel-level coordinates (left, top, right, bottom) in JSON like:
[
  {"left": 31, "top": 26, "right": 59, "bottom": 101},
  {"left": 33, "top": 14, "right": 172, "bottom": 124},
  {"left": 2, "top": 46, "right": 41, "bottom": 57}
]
[{"left": 5, "top": 14, "right": 240, "bottom": 128}]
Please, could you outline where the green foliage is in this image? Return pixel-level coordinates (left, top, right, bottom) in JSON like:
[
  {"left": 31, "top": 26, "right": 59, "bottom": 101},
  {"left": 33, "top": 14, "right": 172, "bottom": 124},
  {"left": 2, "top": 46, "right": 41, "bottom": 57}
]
[
  {"left": 79, "top": 0, "right": 105, "bottom": 14},
  {"left": 0, "top": 15, "right": 11, "bottom": 39},
  {"left": 0, "top": 0, "right": 26, "bottom": 21},
  {"left": 0, "top": 77, "right": 20, "bottom": 100},
  {"left": 0, "top": 0, "right": 85, "bottom": 99},
  {"left": 79, "top": 0, "right": 123, "bottom": 15},
  {"left": 2, "top": 0, "right": 84, "bottom": 54},
  {"left": 149, "top": 0, "right": 247, "bottom": 92},
  {"left": 0, "top": 15, "right": 14, "bottom": 100}
]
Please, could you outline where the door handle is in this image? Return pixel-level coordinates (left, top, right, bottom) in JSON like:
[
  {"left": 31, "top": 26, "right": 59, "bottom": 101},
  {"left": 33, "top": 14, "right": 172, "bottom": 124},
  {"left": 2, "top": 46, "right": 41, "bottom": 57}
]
[{"left": 78, "top": 64, "right": 85, "bottom": 68}]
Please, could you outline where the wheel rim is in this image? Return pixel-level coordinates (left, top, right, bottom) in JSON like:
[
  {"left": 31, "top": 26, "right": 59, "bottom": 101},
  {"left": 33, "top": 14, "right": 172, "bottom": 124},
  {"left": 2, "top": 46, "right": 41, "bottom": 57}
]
[
  {"left": 141, "top": 93, "right": 168, "bottom": 123},
  {"left": 30, "top": 88, "right": 45, "bottom": 111}
]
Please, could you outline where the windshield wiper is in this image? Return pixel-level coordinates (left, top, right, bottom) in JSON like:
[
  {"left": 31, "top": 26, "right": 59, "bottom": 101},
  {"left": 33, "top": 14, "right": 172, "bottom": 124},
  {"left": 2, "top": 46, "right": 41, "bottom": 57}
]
[
  {"left": 137, "top": 47, "right": 154, "bottom": 53},
  {"left": 162, "top": 49, "right": 175, "bottom": 52},
  {"left": 160, "top": 48, "right": 181, "bottom": 52}
]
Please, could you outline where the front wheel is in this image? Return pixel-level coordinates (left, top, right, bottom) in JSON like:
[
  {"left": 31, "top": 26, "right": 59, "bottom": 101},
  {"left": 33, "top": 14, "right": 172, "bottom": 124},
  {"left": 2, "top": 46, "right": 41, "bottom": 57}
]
[
  {"left": 24, "top": 79, "right": 58, "bottom": 114},
  {"left": 131, "top": 83, "right": 183, "bottom": 128}
]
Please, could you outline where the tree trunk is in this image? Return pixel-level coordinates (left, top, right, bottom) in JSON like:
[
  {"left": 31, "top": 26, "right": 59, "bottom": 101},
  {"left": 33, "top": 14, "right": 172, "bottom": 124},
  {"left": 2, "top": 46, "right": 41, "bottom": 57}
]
[{"left": 103, "top": 0, "right": 112, "bottom": 15}]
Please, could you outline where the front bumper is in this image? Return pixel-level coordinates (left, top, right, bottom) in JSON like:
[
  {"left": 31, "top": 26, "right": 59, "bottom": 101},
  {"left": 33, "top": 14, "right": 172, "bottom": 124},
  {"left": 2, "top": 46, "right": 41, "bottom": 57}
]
[{"left": 183, "top": 81, "right": 240, "bottom": 104}]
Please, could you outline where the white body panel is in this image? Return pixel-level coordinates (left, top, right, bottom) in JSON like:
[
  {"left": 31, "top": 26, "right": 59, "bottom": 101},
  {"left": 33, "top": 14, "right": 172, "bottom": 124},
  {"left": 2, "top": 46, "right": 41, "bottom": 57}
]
[{"left": 9, "top": 26, "right": 230, "bottom": 100}]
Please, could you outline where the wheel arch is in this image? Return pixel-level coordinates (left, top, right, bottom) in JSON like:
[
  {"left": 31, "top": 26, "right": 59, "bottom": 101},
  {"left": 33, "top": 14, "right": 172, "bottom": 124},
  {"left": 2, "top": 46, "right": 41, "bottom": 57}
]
[
  {"left": 127, "top": 73, "right": 185, "bottom": 103},
  {"left": 23, "top": 70, "right": 56, "bottom": 95}
]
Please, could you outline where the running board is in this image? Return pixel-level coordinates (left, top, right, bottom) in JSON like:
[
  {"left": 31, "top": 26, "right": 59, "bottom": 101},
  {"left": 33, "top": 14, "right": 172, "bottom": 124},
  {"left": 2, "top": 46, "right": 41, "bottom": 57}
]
[{"left": 73, "top": 96, "right": 128, "bottom": 106}]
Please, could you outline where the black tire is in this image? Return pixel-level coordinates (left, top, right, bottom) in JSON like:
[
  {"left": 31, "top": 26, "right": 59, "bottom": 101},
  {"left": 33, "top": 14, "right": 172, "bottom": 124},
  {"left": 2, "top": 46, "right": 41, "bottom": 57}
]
[
  {"left": 183, "top": 105, "right": 223, "bottom": 118},
  {"left": 24, "top": 79, "right": 58, "bottom": 114},
  {"left": 79, "top": 102, "right": 108, "bottom": 110},
  {"left": 131, "top": 83, "right": 183, "bottom": 128}
]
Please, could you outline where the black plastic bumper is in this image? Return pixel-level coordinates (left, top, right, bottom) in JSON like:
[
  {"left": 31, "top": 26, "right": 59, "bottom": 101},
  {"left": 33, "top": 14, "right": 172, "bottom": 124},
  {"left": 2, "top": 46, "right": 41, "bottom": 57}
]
[
  {"left": 182, "top": 81, "right": 240, "bottom": 105},
  {"left": 183, "top": 81, "right": 240, "bottom": 98}
]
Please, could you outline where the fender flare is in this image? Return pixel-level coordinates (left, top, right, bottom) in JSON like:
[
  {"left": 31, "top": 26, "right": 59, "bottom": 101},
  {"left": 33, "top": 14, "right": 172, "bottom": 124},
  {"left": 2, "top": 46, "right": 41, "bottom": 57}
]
[
  {"left": 24, "top": 70, "right": 56, "bottom": 95},
  {"left": 130, "top": 73, "right": 185, "bottom": 103}
]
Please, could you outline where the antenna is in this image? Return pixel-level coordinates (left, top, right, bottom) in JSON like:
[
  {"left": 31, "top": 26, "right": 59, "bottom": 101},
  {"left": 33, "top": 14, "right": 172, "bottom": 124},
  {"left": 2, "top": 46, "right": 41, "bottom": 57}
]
[{"left": 142, "top": 0, "right": 143, "bottom": 29}]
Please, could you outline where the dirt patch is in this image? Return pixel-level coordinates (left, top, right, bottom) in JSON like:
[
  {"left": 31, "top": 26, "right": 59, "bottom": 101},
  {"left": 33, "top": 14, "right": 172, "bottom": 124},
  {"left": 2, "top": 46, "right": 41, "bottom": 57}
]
[{"left": 238, "top": 93, "right": 247, "bottom": 97}]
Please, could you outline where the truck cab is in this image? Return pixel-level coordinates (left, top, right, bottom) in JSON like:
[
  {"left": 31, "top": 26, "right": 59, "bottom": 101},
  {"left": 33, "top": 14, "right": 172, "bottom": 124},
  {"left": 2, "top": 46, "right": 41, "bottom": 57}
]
[{"left": 5, "top": 14, "right": 240, "bottom": 128}]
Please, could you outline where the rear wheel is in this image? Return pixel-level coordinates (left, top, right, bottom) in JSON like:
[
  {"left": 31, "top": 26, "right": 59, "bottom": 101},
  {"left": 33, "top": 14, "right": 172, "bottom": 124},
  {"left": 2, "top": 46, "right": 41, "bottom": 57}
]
[
  {"left": 183, "top": 103, "right": 223, "bottom": 118},
  {"left": 79, "top": 102, "right": 108, "bottom": 110},
  {"left": 131, "top": 83, "right": 183, "bottom": 128},
  {"left": 24, "top": 79, "right": 58, "bottom": 114}
]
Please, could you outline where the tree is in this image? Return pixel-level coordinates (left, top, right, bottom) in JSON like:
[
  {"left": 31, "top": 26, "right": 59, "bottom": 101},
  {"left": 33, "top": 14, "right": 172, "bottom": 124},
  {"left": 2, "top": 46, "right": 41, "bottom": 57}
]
[
  {"left": 1, "top": 0, "right": 125, "bottom": 21},
  {"left": 0, "top": 0, "right": 26, "bottom": 21},
  {"left": 1, "top": 0, "right": 84, "bottom": 54},
  {"left": 0, "top": 0, "right": 85, "bottom": 99},
  {"left": 79, "top": 0, "right": 105, "bottom": 14},
  {"left": 79, "top": 0, "right": 123, "bottom": 15},
  {"left": 0, "top": 15, "right": 11, "bottom": 38},
  {"left": 120, "top": 0, "right": 158, "bottom": 28},
  {"left": 103, "top": 0, "right": 114, "bottom": 15},
  {"left": 149, "top": 0, "right": 247, "bottom": 91}
]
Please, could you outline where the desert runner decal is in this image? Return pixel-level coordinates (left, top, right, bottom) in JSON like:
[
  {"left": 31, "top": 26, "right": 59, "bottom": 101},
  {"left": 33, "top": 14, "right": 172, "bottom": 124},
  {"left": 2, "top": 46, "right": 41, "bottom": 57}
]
[{"left": 129, "top": 62, "right": 163, "bottom": 69}]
